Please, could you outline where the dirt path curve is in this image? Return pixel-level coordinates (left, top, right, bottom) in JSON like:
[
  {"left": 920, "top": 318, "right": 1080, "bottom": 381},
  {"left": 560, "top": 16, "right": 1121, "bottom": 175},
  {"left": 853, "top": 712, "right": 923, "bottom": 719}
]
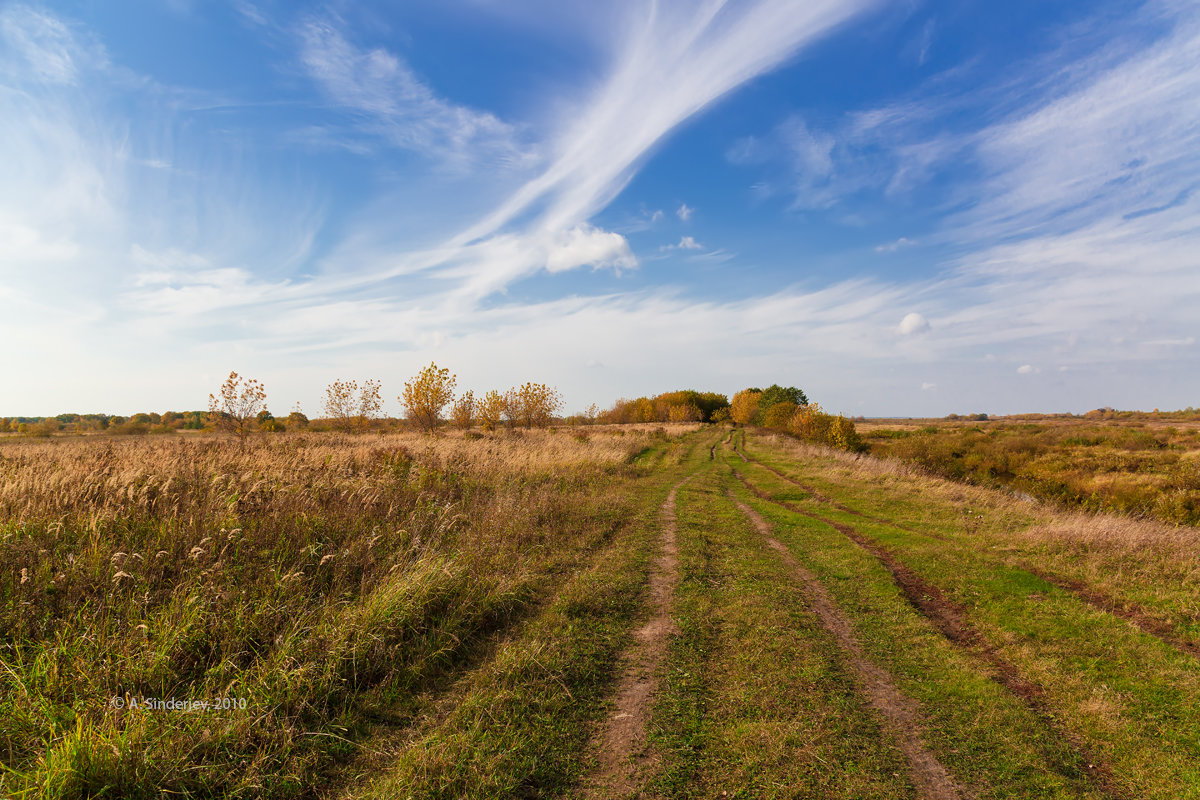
[
  {"left": 580, "top": 473, "right": 694, "bottom": 799},
  {"left": 729, "top": 493, "right": 966, "bottom": 800}
]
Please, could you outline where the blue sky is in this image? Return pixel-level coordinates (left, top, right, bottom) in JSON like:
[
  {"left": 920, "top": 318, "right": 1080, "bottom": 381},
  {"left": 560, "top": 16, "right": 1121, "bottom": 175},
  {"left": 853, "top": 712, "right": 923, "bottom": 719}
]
[{"left": 2, "top": 0, "right": 1197, "bottom": 417}]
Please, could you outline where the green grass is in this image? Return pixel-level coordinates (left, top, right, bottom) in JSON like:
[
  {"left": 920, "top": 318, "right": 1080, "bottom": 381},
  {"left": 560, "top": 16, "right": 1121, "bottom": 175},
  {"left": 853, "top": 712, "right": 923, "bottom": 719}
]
[
  {"left": 0, "top": 429, "right": 696, "bottom": 799},
  {"left": 648, "top": 459, "right": 914, "bottom": 799},
  {"left": 733, "top": 431, "right": 1200, "bottom": 798},
  {"left": 740, "top": 431, "right": 1200, "bottom": 650}
]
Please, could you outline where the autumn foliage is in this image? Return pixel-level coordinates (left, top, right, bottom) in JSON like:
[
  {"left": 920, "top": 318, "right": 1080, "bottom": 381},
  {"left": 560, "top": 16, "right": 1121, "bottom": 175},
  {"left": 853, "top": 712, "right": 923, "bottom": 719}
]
[
  {"left": 601, "top": 390, "right": 729, "bottom": 424},
  {"left": 401, "top": 363, "right": 457, "bottom": 433},
  {"left": 207, "top": 371, "right": 267, "bottom": 445},
  {"left": 450, "top": 391, "right": 476, "bottom": 430},
  {"left": 477, "top": 390, "right": 506, "bottom": 432},
  {"left": 323, "top": 379, "right": 383, "bottom": 432},
  {"left": 504, "top": 383, "right": 563, "bottom": 429}
]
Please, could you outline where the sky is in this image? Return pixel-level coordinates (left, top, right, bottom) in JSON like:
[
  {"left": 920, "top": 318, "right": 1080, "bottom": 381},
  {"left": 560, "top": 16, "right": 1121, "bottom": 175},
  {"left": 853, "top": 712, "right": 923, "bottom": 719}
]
[{"left": 1, "top": 0, "right": 1198, "bottom": 418}]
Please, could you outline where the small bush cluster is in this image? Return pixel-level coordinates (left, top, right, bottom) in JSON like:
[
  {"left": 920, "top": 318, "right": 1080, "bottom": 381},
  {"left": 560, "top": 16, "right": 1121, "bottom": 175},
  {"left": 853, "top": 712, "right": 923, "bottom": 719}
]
[
  {"left": 729, "top": 386, "right": 863, "bottom": 452},
  {"left": 600, "top": 390, "right": 729, "bottom": 424}
]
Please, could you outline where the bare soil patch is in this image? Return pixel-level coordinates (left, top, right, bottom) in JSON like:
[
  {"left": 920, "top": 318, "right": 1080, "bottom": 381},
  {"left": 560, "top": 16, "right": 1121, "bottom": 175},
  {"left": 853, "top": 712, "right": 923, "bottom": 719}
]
[{"left": 580, "top": 474, "right": 693, "bottom": 798}]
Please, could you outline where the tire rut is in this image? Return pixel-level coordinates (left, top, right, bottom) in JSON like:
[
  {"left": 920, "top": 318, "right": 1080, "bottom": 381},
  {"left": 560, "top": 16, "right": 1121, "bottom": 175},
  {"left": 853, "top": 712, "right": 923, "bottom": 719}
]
[
  {"left": 1021, "top": 565, "right": 1200, "bottom": 660},
  {"left": 731, "top": 467, "right": 1130, "bottom": 800},
  {"left": 736, "top": 438, "right": 1199, "bottom": 662},
  {"left": 734, "top": 441, "right": 938, "bottom": 539},
  {"left": 580, "top": 472, "right": 694, "bottom": 798},
  {"left": 728, "top": 493, "right": 966, "bottom": 800}
]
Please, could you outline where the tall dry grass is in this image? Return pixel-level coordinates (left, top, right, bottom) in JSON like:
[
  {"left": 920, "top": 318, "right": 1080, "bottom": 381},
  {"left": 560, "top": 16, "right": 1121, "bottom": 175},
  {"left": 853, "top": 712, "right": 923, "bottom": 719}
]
[{"left": 0, "top": 426, "right": 667, "bottom": 798}]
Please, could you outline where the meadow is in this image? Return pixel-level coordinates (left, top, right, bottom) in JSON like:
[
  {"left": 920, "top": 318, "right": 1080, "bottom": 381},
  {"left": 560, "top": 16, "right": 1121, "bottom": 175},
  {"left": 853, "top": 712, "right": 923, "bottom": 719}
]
[
  {"left": 3, "top": 422, "right": 1199, "bottom": 798},
  {"left": 858, "top": 413, "right": 1200, "bottom": 525},
  {"left": 0, "top": 425, "right": 697, "bottom": 797}
]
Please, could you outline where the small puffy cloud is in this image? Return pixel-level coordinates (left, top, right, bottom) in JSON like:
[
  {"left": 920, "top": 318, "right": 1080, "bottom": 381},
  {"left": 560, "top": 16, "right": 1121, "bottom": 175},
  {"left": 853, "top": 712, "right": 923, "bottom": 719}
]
[
  {"left": 544, "top": 223, "right": 636, "bottom": 274},
  {"left": 897, "top": 312, "right": 930, "bottom": 335},
  {"left": 875, "top": 237, "right": 916, "bottom": 253},
  {"left": 921, "top": 382, "right": 936, "bottom": 391},
  {"left": 661, "top": 236, "right": 703, "bottom": 251},
  {"left": 650, "top": 209, "right": 664, "bottom": 223},
  {"left": 676, "top": 203, "right": 693, "bottom": 221},
  {"left": 1017, "top": 364, "right": 1036, "bottom": 374}
]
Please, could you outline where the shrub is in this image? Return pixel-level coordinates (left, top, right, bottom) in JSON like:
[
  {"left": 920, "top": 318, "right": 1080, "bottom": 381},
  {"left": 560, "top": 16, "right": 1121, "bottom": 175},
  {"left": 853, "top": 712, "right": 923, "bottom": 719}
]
[
  {"left": 208, "top": 372, "right": 267, "bottom": 446},
  {"left": 401, "top": 363, "right": 456, "bottom": 434}
]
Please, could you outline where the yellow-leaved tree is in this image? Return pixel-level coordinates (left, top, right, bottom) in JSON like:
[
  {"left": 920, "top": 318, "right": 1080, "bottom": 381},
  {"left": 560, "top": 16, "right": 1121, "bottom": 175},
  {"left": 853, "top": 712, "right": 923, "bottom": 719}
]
[
  {"left": 450, "top": 390, "right": 476, "bottom": 430},
  {"left": 401, "top": 363, "right": 456, "bottom": 433},
  {"left": 208, "top": 371, "right": 267, "bottom": 446},
  {"left": 730, "top": 389, "right": 761, "bottom": 425},
  {"left": 477, "top": 390, "right": 505, "bottom": 431},
  {"left": 504, "top": 382, "right": 563, "bottom": 429},
  {"left": 323, "top": 379, "right": 383, "bottom": 432}
]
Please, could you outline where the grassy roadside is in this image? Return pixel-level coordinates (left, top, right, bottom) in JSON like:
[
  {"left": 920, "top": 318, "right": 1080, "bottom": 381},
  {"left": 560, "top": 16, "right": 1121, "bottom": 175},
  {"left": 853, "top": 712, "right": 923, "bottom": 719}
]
[
  {"left": 734, "top": 431, "right": 1200, "bottom": 798},
  {"left": 647, "top": 454, "right": 916, "bottom": 799},
  {"left": 739, "top": 431, "right": 1200, "bottom": 650},
  {"left": 344, "top": 430, "right": 718, "bottom": 799},
  {"left": 721, "top": 459, "right": 1103, "bottom": 797}
]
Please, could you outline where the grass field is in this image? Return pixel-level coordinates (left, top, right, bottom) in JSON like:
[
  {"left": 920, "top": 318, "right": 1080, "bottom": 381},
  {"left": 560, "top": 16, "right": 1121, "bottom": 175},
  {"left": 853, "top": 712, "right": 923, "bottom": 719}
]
[
  {"left": 858, "top": 414, "right": 1200, "bottom": 526},
  {"left": 3, "top": 424, "right": 1198, "bottom": 798}
]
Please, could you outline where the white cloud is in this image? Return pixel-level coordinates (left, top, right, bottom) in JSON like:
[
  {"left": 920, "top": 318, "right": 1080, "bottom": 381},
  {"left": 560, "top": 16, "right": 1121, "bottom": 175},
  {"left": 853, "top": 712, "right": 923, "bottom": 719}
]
[
  {"left": 875, "top": 237, "right": 916, "bottom": 253},
  {"left": 921, "top": 382, "right": 936, "bottom": 390},
  {"left": 898, "top": 312, "right": 930, "bottom": 335},
  {"left": 1017, "top": 364, "right": 1035, "bottom": 374},
  {"left": 963, "top": 14, "right": 1200, "bottom": 241},
  {"left": 676, "top": 203, "right": 693, "bottom": 221},
  {"left": 0, "top": 5, "right": 97, "bottom": 85},
  {"left": 0, "top": 220, "right": 78, "bottom": 262},
  {"left": 661, "top": 235, "right": 703, "bottom": 251},
  {"left": 421, "top": 0, "right": 879, "bottom": 293},
  {"left": 297, "top": 17, "right": 527, "bottom": 166},
  {"left": 544, "top": 223, "right": 636, "bottom": 273},
  {"left": 1145, "top": 337, "right": 1195, "bottom": 346}
]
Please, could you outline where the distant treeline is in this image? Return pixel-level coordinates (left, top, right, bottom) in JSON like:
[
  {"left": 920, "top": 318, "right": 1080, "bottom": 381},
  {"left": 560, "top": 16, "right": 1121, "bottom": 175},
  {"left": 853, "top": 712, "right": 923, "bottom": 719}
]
[
  {"left": 4, "top": 376, "right": 862, "bottom": 453},
  {"left": 0, "top": 412, "right": 209, "bottom": 436}
]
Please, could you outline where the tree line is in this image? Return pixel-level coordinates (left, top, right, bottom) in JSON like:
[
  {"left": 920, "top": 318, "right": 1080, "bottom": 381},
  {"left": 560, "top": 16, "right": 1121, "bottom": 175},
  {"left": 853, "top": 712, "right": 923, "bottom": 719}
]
[
  {"left": 4, "top": 370, "right": 864, "bottom": 452},
  {"left": 204, "top": 363, "right": 566, "bottom": 441}
]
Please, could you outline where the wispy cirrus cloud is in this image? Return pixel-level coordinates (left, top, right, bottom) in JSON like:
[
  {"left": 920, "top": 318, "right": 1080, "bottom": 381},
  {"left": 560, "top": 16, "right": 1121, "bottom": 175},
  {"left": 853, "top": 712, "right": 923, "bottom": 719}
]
[
  {"left": 296, "top": 0, "right": 880, "bottom": 302},
  {"left": 297, "top": 16, "right": 531, "bottom": 168}
]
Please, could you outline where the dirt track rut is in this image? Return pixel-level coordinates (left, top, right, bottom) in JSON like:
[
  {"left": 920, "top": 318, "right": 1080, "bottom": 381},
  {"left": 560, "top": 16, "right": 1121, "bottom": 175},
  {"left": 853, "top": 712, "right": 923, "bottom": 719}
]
[
  {"left": 730, "top": 493, "right": 966, "bottom": 800},
  {"left": 581, "top": 473, "right": 692, "bottom": 798}
]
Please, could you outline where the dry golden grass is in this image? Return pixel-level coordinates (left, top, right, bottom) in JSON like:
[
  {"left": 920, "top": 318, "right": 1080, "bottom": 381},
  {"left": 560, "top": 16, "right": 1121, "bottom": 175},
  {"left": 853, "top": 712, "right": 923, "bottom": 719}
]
[
  {"left": 0, "top": 425, "right": 694, "bottom": 524},
  {"left": 0, "top": 425, "right": 686, "bottom": 798}
]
